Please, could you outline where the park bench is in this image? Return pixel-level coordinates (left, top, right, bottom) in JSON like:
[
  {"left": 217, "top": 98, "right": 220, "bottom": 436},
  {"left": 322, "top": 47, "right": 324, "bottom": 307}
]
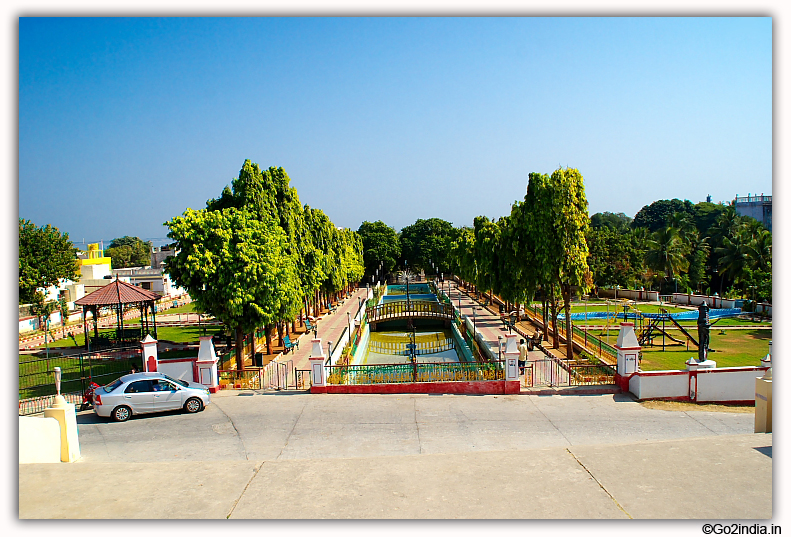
[
  {"left": 283, "top": 334, "right": 299, "bottom": 354},
  {"left": 327, "top": 302, "right": 337, "bottom": 314}
]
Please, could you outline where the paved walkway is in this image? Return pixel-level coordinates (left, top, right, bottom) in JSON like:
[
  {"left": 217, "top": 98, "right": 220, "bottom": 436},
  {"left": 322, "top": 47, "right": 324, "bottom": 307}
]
[
  {"left": 276, "top": 286, "right": 370, "bottom": 371},
  {"left": 444, "top": 280, "right": 545, "bottom": 362},
  {"left": 19, "top": 392, "right": 771, "bottom": 519}
]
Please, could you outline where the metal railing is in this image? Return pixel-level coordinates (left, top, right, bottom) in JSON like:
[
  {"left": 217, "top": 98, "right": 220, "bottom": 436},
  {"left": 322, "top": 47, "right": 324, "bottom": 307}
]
[
  {"left": 326, "top": 361, "right": 505, "bottom": 385},
  {"left": 569, "top": 363, "right": 616, "bottom": 385},
  {"left": 366, "top": 300, "right": 454, "bottom": 323},
  {"left": 218, "top": 368, "right": 263, "bottom": 390},
  {"left": 19, "top": 347, "right": 143, "bottom": 415}
]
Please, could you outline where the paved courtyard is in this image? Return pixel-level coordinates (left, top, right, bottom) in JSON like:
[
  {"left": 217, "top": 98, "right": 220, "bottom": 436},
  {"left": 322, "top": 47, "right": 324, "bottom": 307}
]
[{"left": 19, "top": 391, "right": 772, "bottom": 519}]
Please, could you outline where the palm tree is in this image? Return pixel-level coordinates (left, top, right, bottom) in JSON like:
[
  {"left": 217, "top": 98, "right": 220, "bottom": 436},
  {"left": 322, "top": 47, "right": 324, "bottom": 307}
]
[{"left": 645, "top": 226, "right": 689, "bottom": 292}]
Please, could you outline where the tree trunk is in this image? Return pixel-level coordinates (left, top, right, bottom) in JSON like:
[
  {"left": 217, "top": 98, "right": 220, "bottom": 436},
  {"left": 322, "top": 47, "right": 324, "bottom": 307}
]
[
  {"left": 235, "top": 329, "right": 245, "bottom": 371},
  {"left": 542, "top": 297, "right": 549, "bottom": 342},
  {"left": 563, "top": 283, "right": 573, "bottom": 360},
  {"left": 550, "top": 290, "right": 559, "bottom": 349},
  {"left": 248, "top": 332, "right": 256, "bottom": 364},
  {"left": 277, "top": 322, "right": 284, "bottom": 346},
  {"left": 265, "top": 324, "right": 273, "bottom": 355}
]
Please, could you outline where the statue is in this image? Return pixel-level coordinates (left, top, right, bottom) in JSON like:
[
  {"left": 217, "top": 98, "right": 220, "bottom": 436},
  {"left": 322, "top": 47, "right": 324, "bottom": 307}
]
[{"left": 697, "top": 301, "right": 710, "bottom": 362}]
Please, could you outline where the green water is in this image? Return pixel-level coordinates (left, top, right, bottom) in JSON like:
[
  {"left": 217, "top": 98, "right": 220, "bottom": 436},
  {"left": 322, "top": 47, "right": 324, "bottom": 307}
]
[{"left": 363, "top": 329, "right": 461, "bottom": 365}]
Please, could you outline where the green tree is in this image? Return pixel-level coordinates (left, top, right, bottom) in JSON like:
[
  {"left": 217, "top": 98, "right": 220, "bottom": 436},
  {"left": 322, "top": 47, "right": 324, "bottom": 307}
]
[
  {"left": 30, "top": 290, "right": 57, "bottom": 337},
  {"left": 399, "top": 218, "right": 455, "bottom": 273},
  {"left": 19, "top": 219, "right": 79, "bottom": 304},
  {"left": 644, "top": 226, "right": 689, "bottom": 292},
  {"left": 632, "top": 199, "right": 695, "bottom": 232},
  {"left": 164, "top": 208, "right": 298, "bottom": 369},
  {"left": 589, "top": 211, "right": 632, "bottom": 233},
  {"left": 586, "top": 227, "right": 643, "bottom": 288},
  {"left": 106, "top": 236, "right": 153, "bottom": 268},
  {"left": 357, "top": 221, "right": 401, "bottom": 281}
]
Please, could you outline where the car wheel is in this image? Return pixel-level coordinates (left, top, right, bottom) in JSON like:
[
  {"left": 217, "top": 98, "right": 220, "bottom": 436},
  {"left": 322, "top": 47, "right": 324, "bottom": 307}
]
[
  {"left": 184, "top": 397, "right": 203, "bottom": 413},
  {"left": 112, "top": 405, "right": 132, "bottom": 422}
]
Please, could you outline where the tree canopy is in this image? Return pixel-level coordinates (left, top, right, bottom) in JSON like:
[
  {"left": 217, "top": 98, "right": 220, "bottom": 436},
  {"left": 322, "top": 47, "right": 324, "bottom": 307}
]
[
  {"left": 399, "top": 218, "right": 455, "bottom": 274},
  {"left": 165, "top": 159, "right": 364, "bottom": 366},
  {"left": 357, "top": 220, "right": 401, "bottom": 280},
  {"left": 106, "top": 236, "right": 152, "bottom": 268},
  {"left": 19, "top": 219, "right": 79, "bottom": 304},
  {"left": 632, "top": 198, "right": 695, "bottom": 232}
]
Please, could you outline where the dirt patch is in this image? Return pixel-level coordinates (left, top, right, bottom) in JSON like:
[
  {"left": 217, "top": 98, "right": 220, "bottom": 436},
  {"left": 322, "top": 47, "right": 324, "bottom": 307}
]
[{"left": 640, "top": 400, "right": 754, "bottom": 413}]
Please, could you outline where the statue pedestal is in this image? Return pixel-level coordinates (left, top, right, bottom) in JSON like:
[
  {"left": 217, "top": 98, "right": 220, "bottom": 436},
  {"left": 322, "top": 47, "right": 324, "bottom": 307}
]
[{"left": 686, "top": 358, "right": 716, "bottom": 370}]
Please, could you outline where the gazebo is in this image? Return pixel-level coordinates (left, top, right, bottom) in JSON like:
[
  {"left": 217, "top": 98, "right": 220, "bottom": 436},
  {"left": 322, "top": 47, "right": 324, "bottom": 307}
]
[{"left": 75, "top": 279, "right": 160, "bottom": 351}]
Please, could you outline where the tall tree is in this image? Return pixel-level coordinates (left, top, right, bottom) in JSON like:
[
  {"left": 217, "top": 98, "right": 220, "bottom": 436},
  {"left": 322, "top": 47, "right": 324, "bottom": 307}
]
[
  {"left": 19, "top": 219, "right": 79, "bottom": 304},
  {"left": 644, "top": 226, "right": 689, "bottom": 292},
  {"left": 545, "top": 168, "right": 591, "bottom": 359},
  {"left": 399, "top": 218, "right": 455, "bottom": 273},
  {"left": 357, "top": 220, "right": 401, "bottom": 281},
  {"left": 164, "top": 208, "right": 298, "bottom": 369}
]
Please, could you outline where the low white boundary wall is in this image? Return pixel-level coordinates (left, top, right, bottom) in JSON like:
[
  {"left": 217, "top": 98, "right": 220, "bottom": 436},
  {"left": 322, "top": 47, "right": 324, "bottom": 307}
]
[
  {"left": 598, "top": 289, "right": 659, "bottom": 302},
  {"left": 626, "top": 366, "right": 769, "bottom": 403}
]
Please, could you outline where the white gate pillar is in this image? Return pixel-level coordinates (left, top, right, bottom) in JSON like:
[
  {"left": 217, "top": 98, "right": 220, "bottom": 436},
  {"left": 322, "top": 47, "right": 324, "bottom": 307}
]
[{"left": 309, "top": 338, "right": 327, "bottom": 393}]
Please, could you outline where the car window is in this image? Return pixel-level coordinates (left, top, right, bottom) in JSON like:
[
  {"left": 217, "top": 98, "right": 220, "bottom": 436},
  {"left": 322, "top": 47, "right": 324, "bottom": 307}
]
[
  {"left": 152, "top": 379, "right": 175, "bottom": 392},
  {"left": 102, "top": 379, "right": 124, "bottom": 393},
  {"left": 162, "top": 374, "right": 189, "bottom": 387},
  {"left": 125, "top": 380, "right": 154, "bottom": 393}
]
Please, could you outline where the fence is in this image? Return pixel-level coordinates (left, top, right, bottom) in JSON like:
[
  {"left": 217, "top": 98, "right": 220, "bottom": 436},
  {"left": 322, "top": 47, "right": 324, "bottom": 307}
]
[
  {"left": 520, "top": 358, "right": 615, "bottom": 388},
  {"left": 326, "top": 361, "right": 505, "bottom": 386},
  {"left": 219, "top": 368, "right": 263, "bottom": 390},
  {"left": 19, "top": 347, "right": 143, "bottom": 415}
]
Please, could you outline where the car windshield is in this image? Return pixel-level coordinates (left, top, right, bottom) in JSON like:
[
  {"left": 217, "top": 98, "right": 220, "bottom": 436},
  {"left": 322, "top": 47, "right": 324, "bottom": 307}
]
[
  {"left": 102, "top": 379, "right": 124, "bottom": 393},
  {"left": 162, "top": 374, "right": 189, "bottom": 387}
]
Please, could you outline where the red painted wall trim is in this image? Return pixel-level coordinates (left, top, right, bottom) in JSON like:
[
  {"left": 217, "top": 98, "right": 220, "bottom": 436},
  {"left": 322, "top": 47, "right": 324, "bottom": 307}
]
[{"left": 312, "top": 380, "right": 514, "bottom": 395}]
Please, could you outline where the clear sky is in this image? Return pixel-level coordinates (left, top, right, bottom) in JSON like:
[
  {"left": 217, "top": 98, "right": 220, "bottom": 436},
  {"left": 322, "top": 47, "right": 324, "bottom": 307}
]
[{"left": 19, "top": 16, "right": 771, "bottom": 244}]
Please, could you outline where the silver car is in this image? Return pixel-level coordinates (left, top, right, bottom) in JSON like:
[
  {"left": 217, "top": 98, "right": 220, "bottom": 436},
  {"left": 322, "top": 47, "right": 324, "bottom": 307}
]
[{"left": 93, "top": 372, "right": 211, "bottom": 422}]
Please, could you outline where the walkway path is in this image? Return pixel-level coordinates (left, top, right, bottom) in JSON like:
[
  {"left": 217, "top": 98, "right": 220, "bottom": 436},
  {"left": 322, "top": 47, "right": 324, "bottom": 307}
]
[
  {"left": 275, "top": 286, "right": 370, "bottom": 372},
  {"left": 443, "top": 280, "right": 545, "bottom": 362}
]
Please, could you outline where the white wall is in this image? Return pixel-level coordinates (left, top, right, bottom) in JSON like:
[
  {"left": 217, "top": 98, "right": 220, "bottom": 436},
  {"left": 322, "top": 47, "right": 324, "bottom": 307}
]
[
  {"left": 696, "top": 367, "right": 768, "bottom": 402},
  {"left": 157, "top": 360, "right": 195, "bottom": 383},
  {"left": 670, "top": 293, "right": 737, "bottom": 309},
  {"left": 599, "top": 289, "right": 660, "bottom": 302},
  {"left": 627, "top": 366, "right": 769, "bottom": 402},
  {"left": 629, "top": 371, "right": 688, "bottom": 400},
  {"left": 19, "top": 416, "right": 61, "bottom": 464}
]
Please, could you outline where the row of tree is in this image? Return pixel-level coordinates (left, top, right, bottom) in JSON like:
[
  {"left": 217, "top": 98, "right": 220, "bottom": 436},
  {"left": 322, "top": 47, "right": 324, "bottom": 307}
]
[
  {"left": 164, "top": 160, "right": 365, "bottom": 368},
  {"left": 354, "top": 177, "right": 772, "bottom": 359},
  {"left": 356, "top": 168, "right": 591, "bottom": 359}
]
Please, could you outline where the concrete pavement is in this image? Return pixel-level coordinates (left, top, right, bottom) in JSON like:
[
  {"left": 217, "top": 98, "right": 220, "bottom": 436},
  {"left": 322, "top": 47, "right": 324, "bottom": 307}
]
[{"left": 19, "top": 391, "right": 771, "bottom": 519}]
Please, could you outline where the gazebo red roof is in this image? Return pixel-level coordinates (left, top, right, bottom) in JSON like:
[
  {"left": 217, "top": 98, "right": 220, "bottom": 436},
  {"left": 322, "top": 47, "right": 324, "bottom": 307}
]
[{"left": 75, "top": 278, "right": 160, "bottom": 306}]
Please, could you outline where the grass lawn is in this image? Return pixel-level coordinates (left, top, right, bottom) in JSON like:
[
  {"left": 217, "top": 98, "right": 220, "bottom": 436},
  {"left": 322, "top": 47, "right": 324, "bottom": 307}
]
[
  {"left": 639, "top": 329, "right": 771, "bottom": 370},
  {"left": 160, "top": 302, "right": 196, "bottom": 314}
]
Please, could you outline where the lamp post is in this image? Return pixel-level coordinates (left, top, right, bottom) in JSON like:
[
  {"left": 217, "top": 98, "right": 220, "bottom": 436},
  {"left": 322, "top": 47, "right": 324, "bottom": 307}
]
[
  {"left": 498, "top": 335, "right": 503, "bottom": 360},
  {"left": 347, "top": 311, "right": 352, "bottom": 339}
]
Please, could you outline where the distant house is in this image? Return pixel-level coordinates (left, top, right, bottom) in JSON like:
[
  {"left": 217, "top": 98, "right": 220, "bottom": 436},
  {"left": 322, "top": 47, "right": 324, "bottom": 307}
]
[{"left": 734, "top": 194, "right": 772, "bottom": 232}]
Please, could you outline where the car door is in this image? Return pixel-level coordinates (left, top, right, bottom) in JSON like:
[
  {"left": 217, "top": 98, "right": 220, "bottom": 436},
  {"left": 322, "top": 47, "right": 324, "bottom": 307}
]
[
  {"left": 151, "top": 379, "right": 183, "bottom": 411},
  {"left": 123, "top": 380, "right": 155, "bottom": 413}
]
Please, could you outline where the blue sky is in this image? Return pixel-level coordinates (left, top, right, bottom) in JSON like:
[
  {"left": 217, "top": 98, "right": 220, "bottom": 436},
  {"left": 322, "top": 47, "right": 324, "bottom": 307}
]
[{"left": 18, "top": 17, "right": 772, "bottom": 244}]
